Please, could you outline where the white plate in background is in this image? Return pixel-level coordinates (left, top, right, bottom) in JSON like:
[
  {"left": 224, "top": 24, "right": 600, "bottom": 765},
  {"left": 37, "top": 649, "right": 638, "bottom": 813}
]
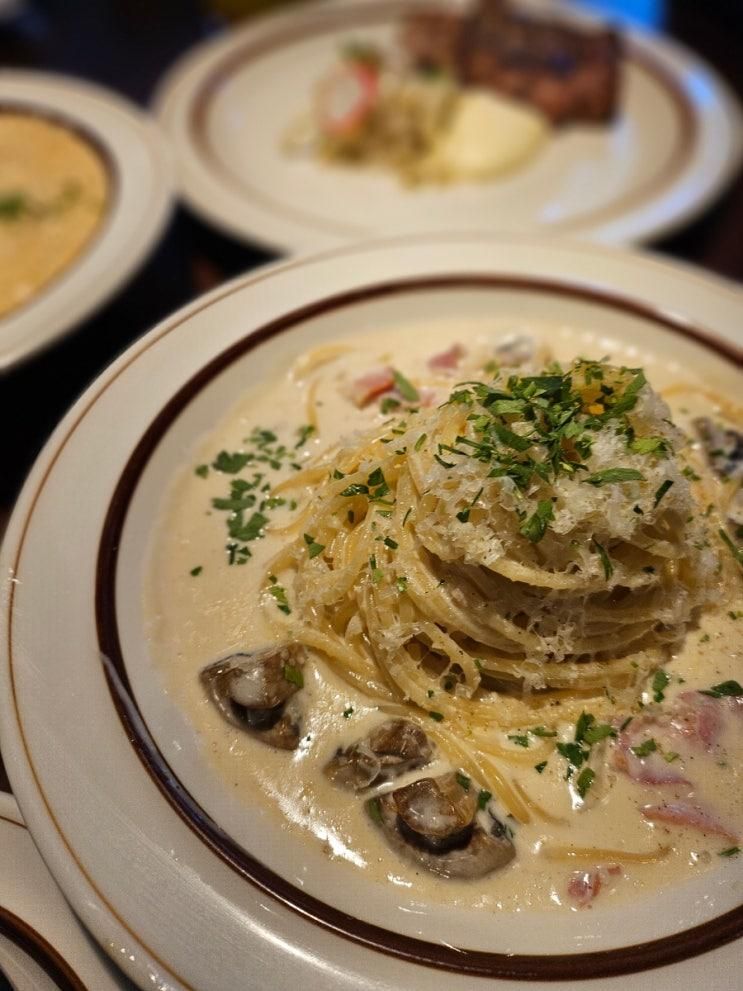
[
  {"left": 0, "top": 71, "right": 173, "bottom": 372},
  {"left": 0, "top": 792, "right": 134, "bottom": 990},
  {"left": 0, "top": 234, "right": 741, "bottom": 991},
  {"left": 154, "top": 0, "right": 742, "bottom": 252}
]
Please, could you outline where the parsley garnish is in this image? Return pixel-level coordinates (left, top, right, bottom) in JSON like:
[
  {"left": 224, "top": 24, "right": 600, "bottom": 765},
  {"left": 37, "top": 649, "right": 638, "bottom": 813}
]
[
  {"left": 429, "top": 710, "right": 444, "bottom": 722},
  {"left": 366, "top": 797, "right": 383, "bottom": 824},
  {"left": 283, "top": 664, "right": 304, "bottom": 688},
  {"left": 343, "top": 706, "right": 354, "bottom": 718},
  {"left": 534, "top": 761, "right": 548, "bottom": 774},
  {"left": 380, "top": 396, "right": 401, "bottom": 414},
  {"left": 303, "top": 533, "right": 325, "bottom": 558},
  {"left": 295, "top": 424, "right": 315, "bottom": 448},
  {"left": 507, "top": 734, "right": 530, "bottom": 748},
  {"left": 630, "top": 738, "right": 657, "bottom": 757},
  {"left": 477, "top": 789, "right": 492, "bottom": 809},
  {"left": 190, "top": 566, "right": 203, "bottom": 576},
  {"left": 719, "top": 847, "right": 741, "bottom": 858},
  {"left": 582, "top": 468, "right": 645, "bottom": 486},
  {"left": 530, "top": 726, "right": 557, "bottom": 738},
  {"left": 520, "top": 499, "right": 554, "bottom": 544},
  {"left": 456, "top": 772, "right": 471, "bottom": 791},
  {"left": 629, "top": 436, "right": 669, "bottom": 456},
  {"left": 414, "top": 433, "right": 427, "bottom": 452},
  {"left": 700, "top": 680, "right": 743, "bottom": 698},
  {"left": 395, "top": 576, "right": 408, "bottom": 593},
  {"left": 268, "top": 583, "right": 291, "bottom": 615},
  {"left": 213, "top": 450, "right": 251, "bottom": 474},
  {"left": 653, "top": 479, "right": 674, "bottom": 507},
  {"left": 341, "top": 483, "right": 369, "bottom": 497},
  {"left": 392, "top": 369, "right": 419, "bottom": 402},
  {"left": 195, "top": 464, "right": 209, "bottom": 478},
  {"left": 719, "top": 529, "right": 743, "bottom": 570},
  {"left": 652, "top": 669, "right": 670, "bottom": 703},
  {"left": 592, "top": 538, "right": 613, "bottom": 580},
  {"left": 576, "top": 767, "right": 595, "bottom": 799}
]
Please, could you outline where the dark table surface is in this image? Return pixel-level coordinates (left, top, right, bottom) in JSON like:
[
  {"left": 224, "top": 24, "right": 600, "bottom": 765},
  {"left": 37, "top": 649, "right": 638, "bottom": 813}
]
[{"left": 0, "top": 0, "right": 742, "bottom": 793}]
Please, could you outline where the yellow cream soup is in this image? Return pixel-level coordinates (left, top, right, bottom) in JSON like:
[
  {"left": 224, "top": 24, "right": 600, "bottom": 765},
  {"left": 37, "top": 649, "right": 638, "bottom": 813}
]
[
  {"left": 147, "top": 324, "right": 743, "bottom": 913},
  {"left": 0, "top": 112, "right": 108, "bottom": 319}
]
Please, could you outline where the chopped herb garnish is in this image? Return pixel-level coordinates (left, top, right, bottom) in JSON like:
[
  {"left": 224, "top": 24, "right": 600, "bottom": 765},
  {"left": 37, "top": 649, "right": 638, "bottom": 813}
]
[
  {"left": 629, "top": 436, "right": 669, "bottom": 456},
  {"left": 630, "top": 738, "right": 657, "bottom": 757},
  {"left": 700, "top": 680, "right": 743, "bottom": 698},
  {"left": 341, "top": 483, "right": 369, "bottom": 497},
  {"left": 653, "top": 479, "right": 674, "bottom": 507},
  {"left": 414, "top": 433, "right": 427, "bottom": 452},
  {"left": 283, "top": 664, "right": 304, "bottom": 688},
  {"left": 429, "top": 710, "right": 444, "bottom": 722},
  {"left": 383, "top": 536, "right": 399, "bottom": 549},
  {"left": 456, "top": 771, "right": 471, "bottom": 791},
  {"left": 682, "top": 466, "right": 701, "bottom": 482},
  {"left": 575, "top": 767, "right": 595, "bottom": 799},
  {"left": 582, "top": 723, "right": 616, "bottom": 745},
  {"left": 592, "top": 538, "right": 613, "bottom": 580},
  {"left": 343, "top": 706, "right": 354, "bottom": 718},
  {"left": 333, "top": 468, "right": 345, "bottom": 480},
  {"left": 719, "top": 847, "right": 741, "bottom": 858},
  {"left": 582, "top": 468, "right": 645, "bottom": 486},
  {"left": 392, "top": 369, "right": 419, "bottom": 402},
  {"left": 268, "top": 583, "right": 291, "bottom": 615},
  {"left": 507, "top": 734, "right": 530, "bottom": 748},
  {"left": 530, "top": 726, "right": 557, "bottom": 738},
  {"left": 556, "top": 741, "right": 586, "bottom": 771},
  {"left": 395, "top": 576, "right": 408, "bottom": 593},
  {"left": 195, "top": 464, "right": 209, "bottom": 478},
  {"left": 719, "top": 529, "right": 743, "bottom": 570},
  {"left": 303, "top": 533, "right": 325, "bottom": 558},
  {"left": 534, "top": 761, "right": 548, "bottom": 774},
  {"left": 367, "top": 797, "right": 383, "bottom": 824},
  {"left": 380, "top": 396, "right": 401, "bottom": 414},
  {"left": 213, "top": 450, "right": 251, "bottom": 474},
  {"left": 368, "top": 555, "right": 383, "bottom": 583},
  {"left": 477, "top": 789, "right": 492, "bottom": 809},
  {"left": 190, "top": 566, "right": 203, "bottom": 576},
  {"left": 652, "top": 669, "right": 670, "bottom": 703},
  {"left": 664, "top": 751, "right": 680, "bottom": 763},
  {"left": 295, "top": 424, "right": 315, "bottom": 448},
  {"left": 520, "top": 499, "right": 554, "bottom": 544}
]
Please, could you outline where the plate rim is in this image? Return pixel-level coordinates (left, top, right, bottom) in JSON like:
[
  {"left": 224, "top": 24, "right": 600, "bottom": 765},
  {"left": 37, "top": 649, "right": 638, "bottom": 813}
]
[
  {"left": 153, "top": 0, "right": 743, "bottom": 251},
  {"left": 2, "top": 233, "right": 743, "bottom": 991},
  {"left": 0, "top": 68, "right": 174, "bottom": 372}
]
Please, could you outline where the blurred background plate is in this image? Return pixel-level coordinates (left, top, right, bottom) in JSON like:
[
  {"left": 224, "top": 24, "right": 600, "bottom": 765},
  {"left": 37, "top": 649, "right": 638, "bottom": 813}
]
[
  {"left": 0, "top": 792, "right": 134, "bottom": 990},
  {"left": 0, "top": 70, "right": 173, "bottom": 372},
  {"left": 154, "top": 0, "right": 742, "bottom": 253}
]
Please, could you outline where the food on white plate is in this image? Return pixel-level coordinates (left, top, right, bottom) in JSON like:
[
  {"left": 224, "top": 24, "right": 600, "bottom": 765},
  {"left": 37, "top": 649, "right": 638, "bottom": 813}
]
[
  {"left": 149, "top": 326, "right": 742, "bottom": 910},
  {"left": 284, "top": 0, "right": 621, "bottom": 186},
  {"left": 0, "top": 111, "right": 109, "bottom": 319}
]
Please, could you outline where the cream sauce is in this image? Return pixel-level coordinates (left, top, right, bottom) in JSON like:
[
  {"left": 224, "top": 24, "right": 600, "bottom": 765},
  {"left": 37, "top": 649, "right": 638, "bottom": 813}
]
[{"left": 147, "top": 322, "right": 743, "bottom": 912}]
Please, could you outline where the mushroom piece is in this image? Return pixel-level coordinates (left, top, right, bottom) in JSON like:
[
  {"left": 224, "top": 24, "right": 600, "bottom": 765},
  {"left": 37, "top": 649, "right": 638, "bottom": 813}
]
[
  {"left": 371, "top": 772, "right": 516, "bottom": 879},
  {"left": 325, "top": 719, "right": 434, "bottom": 790},
  {"left": 200, "top": 645, "right": 305, "bottom": 750},
  {"left": 693, "top": 417, "right": 743, "bottom": 525}
]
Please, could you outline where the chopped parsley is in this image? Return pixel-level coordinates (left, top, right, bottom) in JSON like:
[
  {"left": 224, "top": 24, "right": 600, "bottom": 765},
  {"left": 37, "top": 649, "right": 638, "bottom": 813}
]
[
  {"left": 366, "top": 797, "right": 383, "bottom": 824},
  {"left": 455, "top": 771, "right": 471, "bottom": 791},
  {"left": 213, "top": 450, "right": 251, "bottom": 474},
  {"left": 719, "top": 847, "right": 741, "bottom": 858},
  {"left": 630, "top": 738, "right": 657, "bottom": 758},
  {"left": 629, "top": 436, "right": 669, "bottom": 456},
  {"left": 303, "top": 533, "right": 325, "bottom": 558},
  {"left": 652, "top": 669, "right": 670, "bottom": 703},
  {"left": 395, "top": 576, "right": 408, "bottom": 593},
  {"left": 582, "top": 468, "right": 645, "bottom": 486},
  {"left": 392, "top": 369, "right": 419, "bottom": 402},
  {"left": 700, "top": 680, "right": 743, "bottom": 698},
  {"left": 295, "top": 424, "right": 315, "bottom": 448},
  {"left": 189, "top": 566, "right": 203, "bottom": 577},
  {"left": 477, "top": 789, "right": 492, "bottom": 809},
  {"left": 195, "top": 464, "right": 209, "bottom": 478},
  {"left": 592, "top": 537, "right": 613, "bottom": 580},
  {"left": 719, "top": 529, "right": 743, "bottom": 570},
  {"left": 341, "top": 483, "right": 369, "bottom": 497},
  {"left": 534, "top": 761, "right": 548, "bottom": 774},
  {"left": 520, "top": 499, "right": 554, "bottom": 544},
  {"left": 530, "top": 726, "right": 557, "bottom": 738},
  {"left": 283, "top": 664, "right": 304, "bottom": 688},
  {"left": 507, "top": 734, "right": 530, "bottom": 748},
  {"left": 268, "top": 583, "right": 291, "bottom": 615},
  {"left": 380, "top": 396, "right": 401, "bottom": 414},
  {"left": 653, "top": 479, "right": 674, "bottom": 507},
  {"left": 343, "top": 706, "right": 354, "bottom": 718},
  {"left": 383, "top": 536, "right": 398, "bottom": 550},
  {"left": 429, "top": 710, "right": 444, "bottom": 722},
  {"left": 575, "top": 767, "right": 595, "bottom": 799}
]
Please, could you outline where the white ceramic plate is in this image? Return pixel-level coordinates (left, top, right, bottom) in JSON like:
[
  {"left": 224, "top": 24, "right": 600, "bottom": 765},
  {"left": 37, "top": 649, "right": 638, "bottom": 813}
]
[
  {"left": 154, "top": 0, "right": 742, "bottom": 253},
  {"left": 0, "top": 70, "right": 173, "bottom": 372},
  {"left": 1, "top": 235, "right": 742, "bottom": 991},
  {"left": 0, "top": 792, "right": 134, "bottom": 990}
]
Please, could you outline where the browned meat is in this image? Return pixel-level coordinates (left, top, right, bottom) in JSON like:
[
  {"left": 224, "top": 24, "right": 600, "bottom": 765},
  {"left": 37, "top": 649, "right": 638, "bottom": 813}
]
[{"left": 402, "top": 0, "right": 622, "bottom": 125}]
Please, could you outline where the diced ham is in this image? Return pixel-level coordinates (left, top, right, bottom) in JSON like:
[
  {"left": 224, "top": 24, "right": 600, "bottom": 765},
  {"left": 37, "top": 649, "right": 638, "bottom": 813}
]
[
  {"left": 428, "top": 343, "right": 465, "bottom": 372},
  {"left": 317, "top": 61, "right": 379, "bottom": 137},
  {"left": 641, "top": 802, "right": 739, "bottom": 843},
  {"left": 349, "top": 367, "right": 395, "bottom": 408},
  {"left": 567, "top": 869, "right": 602, "bottom": 907},
  {"left": 670, "top": 692, "right": 723, "bottom": 751}
]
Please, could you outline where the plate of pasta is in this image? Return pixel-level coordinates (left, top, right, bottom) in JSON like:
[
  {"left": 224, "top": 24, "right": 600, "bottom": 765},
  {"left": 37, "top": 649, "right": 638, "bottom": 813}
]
[{"left": 1, "top": 234, "right": 742, "bottom": 991}]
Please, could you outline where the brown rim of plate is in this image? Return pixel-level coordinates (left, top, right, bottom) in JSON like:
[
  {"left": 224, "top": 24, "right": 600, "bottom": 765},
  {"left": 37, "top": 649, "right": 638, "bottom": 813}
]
[
  {"left": 0, "top": 905, "right": 89, "bottom": 991},
  {"left": 187, "top": 0, "right": 696, "bottom": 243},
  {"left": 92, "top": 274, "right": 743, "bottom": 982},
  {"left": 0, "top": 102, "right": 119, "bottom": 324}
]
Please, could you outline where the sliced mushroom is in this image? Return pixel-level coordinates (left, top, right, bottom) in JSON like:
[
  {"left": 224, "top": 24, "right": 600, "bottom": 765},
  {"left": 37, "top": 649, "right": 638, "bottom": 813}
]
[
  {"left": 325, "top": 719, "right": 434, "bottom": 790},
  {"left": 200, "top": 645, "right": 305, "bottom": 750},
  {"left": 371, "top": 772, "right": 515, "bottom": 879},
  {"left": 694, "top": 417, "right": 743, "bottom": 525}
]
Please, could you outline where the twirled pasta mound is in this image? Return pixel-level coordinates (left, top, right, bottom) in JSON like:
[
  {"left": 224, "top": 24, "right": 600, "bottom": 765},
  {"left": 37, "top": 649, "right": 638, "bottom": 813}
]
[{"left": 266, "top": 359, "right": 717, "bottom": 733}]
